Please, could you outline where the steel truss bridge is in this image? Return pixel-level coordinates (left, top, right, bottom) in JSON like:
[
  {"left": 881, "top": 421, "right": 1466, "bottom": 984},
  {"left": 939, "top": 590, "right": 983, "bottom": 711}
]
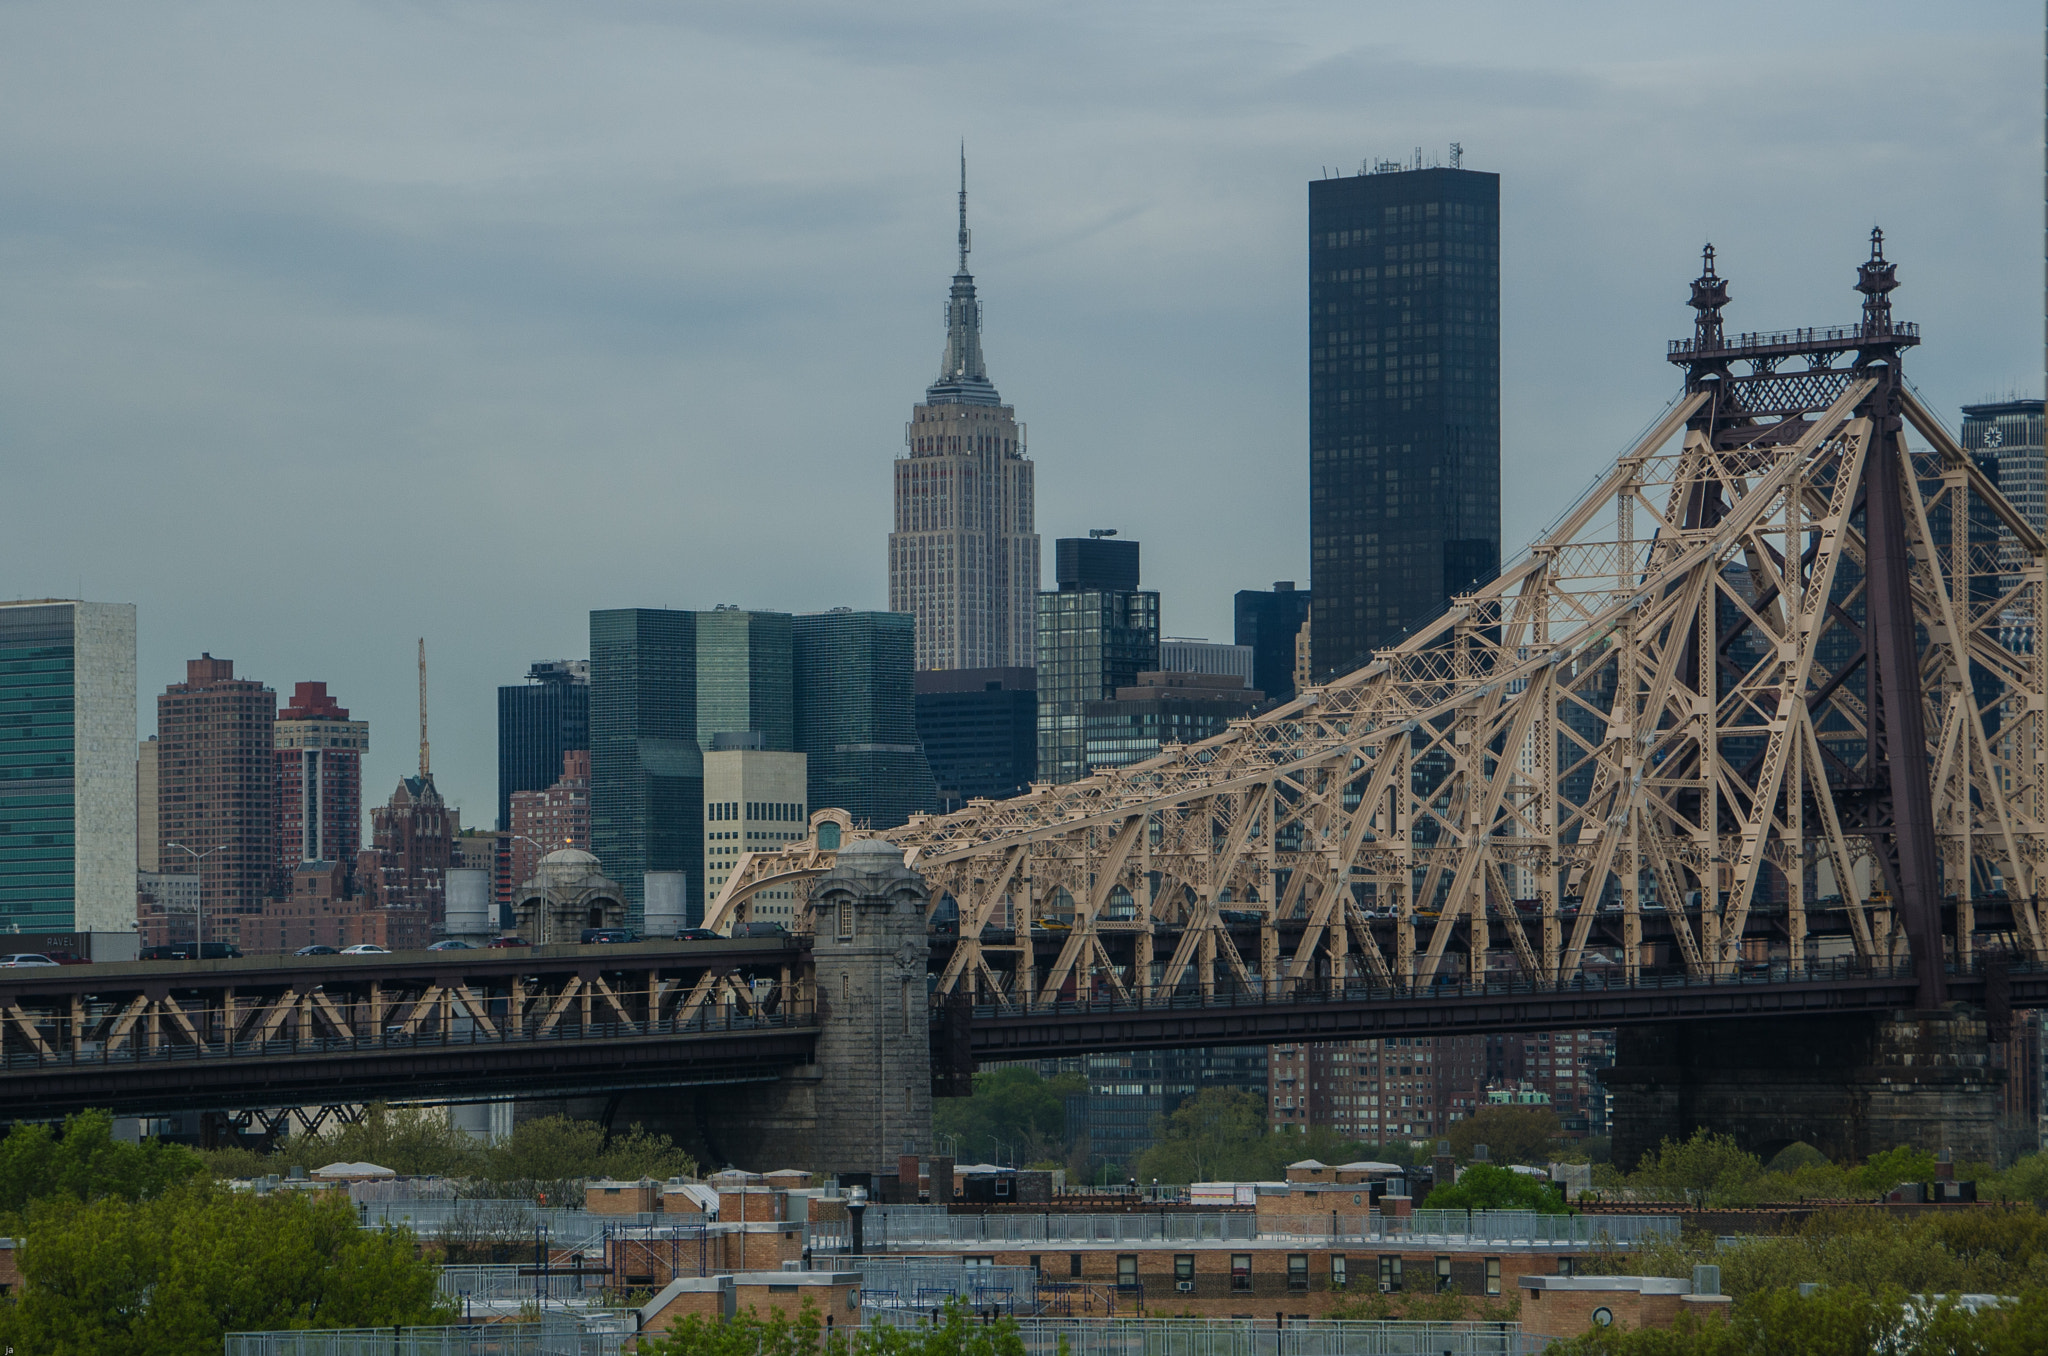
[
  {"left": 717, "top": 234, "right": 2048, "bottom": 1026},
  {"left": 6, "top": 236, "right": 2047, "bottom": 1127}
]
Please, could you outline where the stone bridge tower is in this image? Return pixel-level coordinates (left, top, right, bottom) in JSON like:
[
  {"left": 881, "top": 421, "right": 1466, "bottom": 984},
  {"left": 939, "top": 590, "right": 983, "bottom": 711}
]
[
  {"left": 633, "top": 838, "right": 934, "bottom": 1175},
  {"left": 806, "top": 838, "right": 934, "bottom": 1176}
]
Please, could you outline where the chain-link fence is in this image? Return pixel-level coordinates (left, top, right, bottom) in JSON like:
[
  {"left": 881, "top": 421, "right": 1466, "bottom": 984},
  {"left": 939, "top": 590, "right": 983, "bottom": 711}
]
[
  {"left": 811, "top": 1209, "right": 1675, "bottom": 1250},
  {"left": 225, "top": 1312, "right": 631, "bottom": 1356}
]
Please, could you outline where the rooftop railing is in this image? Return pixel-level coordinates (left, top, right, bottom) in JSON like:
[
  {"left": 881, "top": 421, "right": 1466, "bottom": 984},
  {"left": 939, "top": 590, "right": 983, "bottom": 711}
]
[
  {"left": 812, "top": 1209, "right": 1676, "bottom": 1250},
  {"left": 999, "top": 1317, "right": 1540, "bottom": 1356}
]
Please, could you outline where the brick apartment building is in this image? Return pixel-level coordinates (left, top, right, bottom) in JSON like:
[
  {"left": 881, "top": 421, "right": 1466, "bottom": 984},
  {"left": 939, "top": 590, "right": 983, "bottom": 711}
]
[
  {"left": 156, "top": 655, "right": 276, "bottom": 941},
  {"left": 508, "top": 750, "right": 590, "bottom": 894},
  {"left": 1270, "top": 1035, "right": 1490, "bottom": 1143},
  {"left": 358, "top": 772, "right": 456, "bottom": 924},
  {"left": 274, "top": 681, "right": 367, "bottom": 882}
]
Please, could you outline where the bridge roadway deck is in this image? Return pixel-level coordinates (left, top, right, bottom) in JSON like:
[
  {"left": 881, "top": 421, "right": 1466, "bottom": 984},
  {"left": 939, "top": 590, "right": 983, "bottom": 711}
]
[
  {"left": 5, "top": 942, "right": 2045, "bottom": 1121},
  {"left": 956, "top": 961, "right": 2048, "bottom": 1061},
  {"left": 0, "top": 938, "right": 817, "bottom": 1120}
]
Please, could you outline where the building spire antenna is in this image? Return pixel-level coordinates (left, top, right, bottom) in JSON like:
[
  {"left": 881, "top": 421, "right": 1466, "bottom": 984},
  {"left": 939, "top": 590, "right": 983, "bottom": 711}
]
[
  {"left": 417, "top": 637, "right": 430, "bottom": 779},
  {"left": 958, "top": 141, "right": 970, "bottom": 273}
]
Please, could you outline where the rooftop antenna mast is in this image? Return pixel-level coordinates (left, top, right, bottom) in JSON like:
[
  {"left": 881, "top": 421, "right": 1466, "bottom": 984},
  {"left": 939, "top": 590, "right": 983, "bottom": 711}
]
[
  {"left": 957, "top": 142, "right": 971, "bottom": 273},
  {"left": 417, "top": 637, "right": 430, "bottom": 779}
]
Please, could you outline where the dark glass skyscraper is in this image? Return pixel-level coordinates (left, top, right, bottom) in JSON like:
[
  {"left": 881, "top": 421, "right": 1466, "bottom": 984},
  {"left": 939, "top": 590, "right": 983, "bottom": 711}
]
[
  {"left": 496, "top": 661, "right": 588, "bottom": 831},
  {"left": 589, "top": 610, "right": 701, "bottom": 926},
  {"left": 696, "top": 609, "right": 794, "bottom": 748},
  {"left": 915, "top": 667, "right": 1036, "bottom": 810},
  {"left": 1309, "top": 165, "right": 1500, "bottom": 681},
  {"left": 792, "top": 610, "right": 937, "bottom": 830},
  {"left": 1233, "top": 581, "right": 1311, "bottom": 706}
]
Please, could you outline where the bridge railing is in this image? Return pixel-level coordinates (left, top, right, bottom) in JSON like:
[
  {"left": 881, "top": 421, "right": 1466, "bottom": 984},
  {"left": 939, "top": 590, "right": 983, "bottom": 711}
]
[
  {"left": 0, "top": 1005, "right": 814, "bottom": 1071},
  {"left": 960, "top": 955, "right": 1927, "bottom": 1019},
  {"left": 810, "top": 1210, "right": 1676, "bottom": 1250}
]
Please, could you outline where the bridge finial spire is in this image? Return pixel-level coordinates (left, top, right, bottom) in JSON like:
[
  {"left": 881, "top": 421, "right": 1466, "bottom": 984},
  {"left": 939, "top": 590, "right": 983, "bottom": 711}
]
[
  {"left": 1857, "top": 225, "right": 1899, "bottom": 335},
  {"left": 1688, "top": 242, "right": 1729, "bottom": 352}
]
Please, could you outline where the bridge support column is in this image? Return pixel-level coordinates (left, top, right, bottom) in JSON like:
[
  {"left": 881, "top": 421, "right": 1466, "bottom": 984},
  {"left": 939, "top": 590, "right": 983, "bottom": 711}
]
[
  {"left": 622, "top": 840, "right": 935, "bottom": 1175},
  {"left": 1604, "top": 1008, "right": 2008, "bottom": 1169}
]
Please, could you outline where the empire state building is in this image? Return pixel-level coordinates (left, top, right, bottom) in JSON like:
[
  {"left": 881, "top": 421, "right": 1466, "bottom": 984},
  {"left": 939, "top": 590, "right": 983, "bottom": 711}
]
[{"left": 889, "top": 157, "right": 1039, "bottom": 671}]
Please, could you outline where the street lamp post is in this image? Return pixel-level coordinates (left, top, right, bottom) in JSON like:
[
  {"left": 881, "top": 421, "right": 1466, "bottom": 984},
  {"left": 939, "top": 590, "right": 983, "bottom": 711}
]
[
  {"left": 163, "top": 842, "right": 227, "bottom": 953},
  {"left": 510, "top": 834, "right": 550, "bottom": 943}
]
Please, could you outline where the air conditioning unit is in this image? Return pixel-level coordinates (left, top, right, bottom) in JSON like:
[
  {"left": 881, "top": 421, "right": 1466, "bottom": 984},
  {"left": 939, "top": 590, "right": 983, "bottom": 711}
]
[{"left": 1176, "top": 1282, "right": 1195, "bottom": 1293}]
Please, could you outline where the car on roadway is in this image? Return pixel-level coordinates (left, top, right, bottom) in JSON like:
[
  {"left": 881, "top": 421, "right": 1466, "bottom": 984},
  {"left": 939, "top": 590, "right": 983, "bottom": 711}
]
[
  {"left": 339, "top": 943, "right": 390, "bottom": 955},
  {"left": 486, "top": 936, "right": 531, "bottom": 948},
  {"left": 427, "top": 939, "right": 476, "bottom": 950},
  {"left": 294, "top": 944, "right": 339, "bottom": 956},
  {"left": 138, "top": 942, "right": 244, "bottom": 961},
  {"left": 672, "top": 928, "right": 720, "bottom": 942},
  {"left": 579, "top": 928, "right": 635, "bottom": 945},
  {"left": 0, "top": 953, "right": 59, "bottom": 968}
]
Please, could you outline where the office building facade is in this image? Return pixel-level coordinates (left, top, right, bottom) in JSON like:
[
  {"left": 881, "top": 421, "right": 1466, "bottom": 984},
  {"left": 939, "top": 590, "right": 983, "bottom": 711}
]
[
  {"left": 1037, "top": 538, "right": 1160, "bottom": 784},
  {"left": 915, "top": 667, "right": 1036, "bottom": 810},
  {"left": 1309, "top": 164, "right": 1500, "bottom": 680},
  {"left": 497, "top": 660, "right": 589, "bottom": 831},
  {"left": 888, "top": 161, "right": 1039, "bottom": 672},
  {"left": 1158, "top": 639, "right": 1255, "bottom": 686},
  {"left": 793, "top": 610, "right": 937, "bottom": 830},
  {"left": 359, "top": 770, "right": 455, "bottom": 923},
  {"left": 1961, "top": 399, "right": 2046, "bottom": 588},
  {"left": 274, "top": 681, "right": 367, "bottom": 880},
  {"left": 1074, "top": 1046, "right": 1269, "bottom": 1177},
  {"left": 697, "top": 608, "right": 794, "bottom": 750},
  {"left": 703, "top": 745, "right": 807, "bottom": 922},
  {"left": 157, "top": 654, "right": 275, "bottom": 933},
  {"left": 136, "top": 735, "right": 159, "bottom": 873},
  {"left": 1082, "top": 671, "right": 1264, "bottom": 773},
  {"left": 1234, "top": 582, "right": 1312, "bottom": 706},
  {"left": 590, "top": 609, "right": 704, "bottom": 926},
  {"left": 0, "top": 601, "right": 136, "bottom": 934}
]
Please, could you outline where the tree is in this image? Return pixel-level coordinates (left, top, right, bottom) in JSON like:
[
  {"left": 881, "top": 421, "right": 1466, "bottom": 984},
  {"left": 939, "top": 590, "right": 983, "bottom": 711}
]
[
  {"left": 1421, "top": 1162, "right": 1568, "bottom": 1214},
  {"left": 479, "top": 1114, "right": 694, "bottom": 1190},
  {"left": 1851, "top": 1144, "right": 1939, "bottom": 1196},
  {"left": 932, "top": 1067, "right": 1082, "bottom": 1165},
  {"left": 1627, "top": 1129, "right": 1761, "bottom": 1205},
  {"left": 0, "top": 1108, "right": 204, "bottom": 1216},
  {"left": 639, "top": 1296, "right": 1029, "bottom": 1356},
  {"left": 312, "top": 1102, "right": 484, "bottom": 1177},
  {"left": 0, "top": 1183, "right": 450, "bottom": 1355},
  {"left": 1443, "top": 1105, "right": 1561, "bottom": 1166},
  {"left": 1132, "top": 1089, "right": 1270, "bottom": 1184},
  {"left": 1543, "top": 1284, "right": 2048, "bottom": 1356}
]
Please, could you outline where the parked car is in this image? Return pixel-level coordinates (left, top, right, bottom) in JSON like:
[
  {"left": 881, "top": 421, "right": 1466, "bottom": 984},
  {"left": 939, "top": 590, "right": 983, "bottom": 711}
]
[
  {"left": 486, "top": 936, "right": 531, "bottom": 948},
  {"left": 294, "top": 944, "right": 339, "bottom": 956},
  {"left": 427, "top": 939, "right": 475, "bottom": 950},
  {"left": 340, "top": 943, "right": 389, "bottom": 955},
  {"left": 672, "top": 928, "right": 720, "bottom": 942},
  {"left": 579, "top": 928, "right": 635, "bottom": 945},
  {"left": 0, "top": 953, "right": 59, "bottom": 968}
]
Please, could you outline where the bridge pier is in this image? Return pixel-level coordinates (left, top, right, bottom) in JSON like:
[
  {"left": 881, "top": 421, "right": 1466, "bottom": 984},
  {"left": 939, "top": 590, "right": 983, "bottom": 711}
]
[
  {"left": 1604, "top": 1007, "right": 2009, "bottom": 1169},
  {"left": 620, "top": 839, "right": 935, "bottom": 1175}
]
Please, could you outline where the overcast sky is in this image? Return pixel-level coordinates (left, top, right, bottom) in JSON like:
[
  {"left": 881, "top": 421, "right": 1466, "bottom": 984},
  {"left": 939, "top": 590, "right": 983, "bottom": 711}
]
[{"left": 0, "top": 1, "right": 2038, "bottom": 828}]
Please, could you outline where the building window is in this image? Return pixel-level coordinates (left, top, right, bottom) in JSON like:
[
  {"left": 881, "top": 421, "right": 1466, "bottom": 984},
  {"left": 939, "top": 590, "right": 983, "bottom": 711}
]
[
  {"left": 1485, "top": 1258, "right": 1501, "bottom": 1296},
  {"left": 1230, "top": 1255, "right": 1252, "bottom": 1291},
  {"left": 1330, "top": 1255, "right": 1348, "bottom": 1290},
  {"left": 1558, "top": 1257, "right": 1576, "bottom": 1278},
  {"left": 1436, "top": 1256, "right": 1452, "bottom": 1292},
  {"left": 1174, "top": 1255, "right": 1195, "bottom": 1284},
  {"left": 1117, "top": 1255, "right": 1138, "bottom": 1288},
  {"left": 1287, "top": 1255, "right": 1309, "bottom": 1291},
  {"left": 1379, "top": 1255, "right": 1403, "bottom": 1292},
  {"left": 1028, "top": 1256, "right": 1042, "bottom": 1275},
  {"left": 1070, "top": 1255, "right": 1083, "bottom": 1278},
  {"left": 837, "top": 900, "right": 853, "bottom": 939}
]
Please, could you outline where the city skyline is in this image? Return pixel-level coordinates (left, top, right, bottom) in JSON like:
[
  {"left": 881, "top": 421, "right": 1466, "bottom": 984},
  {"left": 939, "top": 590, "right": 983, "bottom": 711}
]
[{"left": 0, "top": 3, "right": 2037, "bottom": 830}]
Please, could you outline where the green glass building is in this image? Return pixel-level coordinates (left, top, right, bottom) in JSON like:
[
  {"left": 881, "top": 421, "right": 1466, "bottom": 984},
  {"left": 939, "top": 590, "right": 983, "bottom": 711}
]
[
  {"left": 792, "top": 610, "right": 936, "bottom": 831},
  {"left": 0, "top": 601, "right": 136, "bottom": 935},
  {"left": 589, "top": 607, "right": 800, "bottom": 926},
  {"left": 1036, "top": 539, "right": 1161, "bottom": 784}
]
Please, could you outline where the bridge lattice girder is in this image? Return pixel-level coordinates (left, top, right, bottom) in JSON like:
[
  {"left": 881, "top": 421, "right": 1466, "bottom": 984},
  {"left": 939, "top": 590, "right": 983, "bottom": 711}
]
[{"left": 710, "top": 378, "right": 2048, "bottom": 1009}]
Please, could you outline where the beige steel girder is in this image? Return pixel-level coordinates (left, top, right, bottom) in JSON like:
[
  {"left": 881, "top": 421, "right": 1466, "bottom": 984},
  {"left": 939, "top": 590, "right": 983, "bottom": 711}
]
[{"left": 709, "top": 380, "right": 2048, "bottom": 997}]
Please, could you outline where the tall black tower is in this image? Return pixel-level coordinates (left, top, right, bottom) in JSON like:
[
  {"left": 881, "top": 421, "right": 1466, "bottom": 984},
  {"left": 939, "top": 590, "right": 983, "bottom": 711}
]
[{"left": 1308, "top": 162, "right": 1501, "bottom": 681}]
